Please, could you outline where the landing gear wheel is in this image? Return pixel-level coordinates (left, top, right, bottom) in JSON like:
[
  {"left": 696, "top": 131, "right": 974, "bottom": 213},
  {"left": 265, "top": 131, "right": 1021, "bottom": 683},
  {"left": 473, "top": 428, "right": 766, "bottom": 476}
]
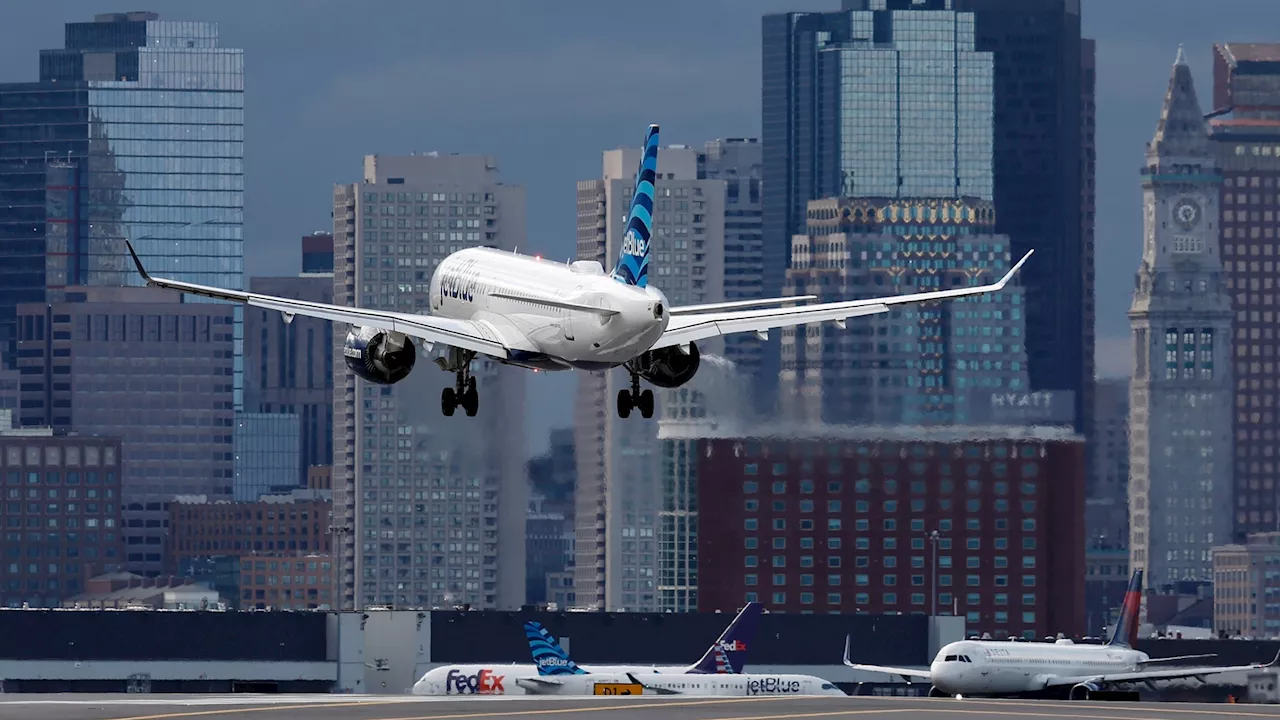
[
  {"left": 928, "top": 686, "right": 947, "bottom": 698},
  {"left": 637, "top": 389, "right": 655, "bottom": 419},
  {"left": 617, "top": 389, "right": 632, "bottom": 419},
  {"left": 442, "top": 387, "right": 457, "bottom": 417},
  {"left": 462, "top": 384, "right": 479, "bottom": 417}
]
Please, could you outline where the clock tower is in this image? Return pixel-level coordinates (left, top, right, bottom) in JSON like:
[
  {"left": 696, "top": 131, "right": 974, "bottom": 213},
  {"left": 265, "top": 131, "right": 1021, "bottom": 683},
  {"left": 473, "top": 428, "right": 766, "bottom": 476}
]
[{"left": 1128, "top": 46, "right": 1233, "bottom": 588}]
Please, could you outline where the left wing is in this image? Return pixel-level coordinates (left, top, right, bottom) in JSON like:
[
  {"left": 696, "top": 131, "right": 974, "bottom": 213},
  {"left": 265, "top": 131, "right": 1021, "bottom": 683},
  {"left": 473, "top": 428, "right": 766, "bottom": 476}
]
[
  {"left": 651, "top": 250, "right": 1032, "bottom": 350},
  {"left": 1044, "top": 648, "right": 1280, "bottom": 690}
]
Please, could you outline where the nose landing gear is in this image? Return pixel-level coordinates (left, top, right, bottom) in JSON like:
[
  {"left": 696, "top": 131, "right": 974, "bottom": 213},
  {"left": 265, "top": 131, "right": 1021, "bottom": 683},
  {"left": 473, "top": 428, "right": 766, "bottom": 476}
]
[{"left": 617, "top": 371, "right": 654, "bottom": 419}]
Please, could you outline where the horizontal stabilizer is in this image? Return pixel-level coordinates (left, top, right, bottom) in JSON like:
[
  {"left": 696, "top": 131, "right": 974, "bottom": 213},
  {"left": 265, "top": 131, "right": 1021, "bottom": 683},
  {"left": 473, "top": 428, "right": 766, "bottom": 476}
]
[
  {"left": 490, "top": 291, "right": 619, "bottom": 317},
  {"left": 669, "top": 296, "right": 817, "bottom": 315}
]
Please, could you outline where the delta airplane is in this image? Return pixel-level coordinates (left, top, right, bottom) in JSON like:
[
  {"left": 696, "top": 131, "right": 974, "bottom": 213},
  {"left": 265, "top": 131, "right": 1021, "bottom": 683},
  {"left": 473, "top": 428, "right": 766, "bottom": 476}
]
[
  {"left": 411, "top": 601, "right": 763, "bottom": 696},
  {"left": 845, "top": 569, "right": 1280, "bottom": 701},
  {"left": 503, "top": 621, "right": 845, "bottom": 697},
  {"left": 123, "top": 123, "right": 1032, "bottom": 419}
]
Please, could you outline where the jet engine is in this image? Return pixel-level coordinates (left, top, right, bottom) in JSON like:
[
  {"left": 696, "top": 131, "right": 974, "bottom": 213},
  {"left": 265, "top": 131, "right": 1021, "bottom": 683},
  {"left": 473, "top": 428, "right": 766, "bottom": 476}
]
[
  {"left": 1068, "top": 682, "right": 1101, "bottom": 700},
  {"left": 625, "top": 342, "right": 700, "bottom": 389},
  {"left": 343, "top": 326, "right": 417, "bottom": 385}
]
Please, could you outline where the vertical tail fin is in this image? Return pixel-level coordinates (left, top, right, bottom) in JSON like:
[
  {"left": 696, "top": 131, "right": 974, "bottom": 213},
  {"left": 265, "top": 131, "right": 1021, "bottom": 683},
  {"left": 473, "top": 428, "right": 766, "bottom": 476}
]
[
  {"left": 688, "top": 602, "right": 763, "bottom": 674},
  {"left": 610, "top": 124, "right": 659, "bottom": 289},
  {"left": 523, "top": 621, "right": 587, "bottom": 676},
  {"left": 1107, "top": 569, "right": 1143, "bottom": 649}
]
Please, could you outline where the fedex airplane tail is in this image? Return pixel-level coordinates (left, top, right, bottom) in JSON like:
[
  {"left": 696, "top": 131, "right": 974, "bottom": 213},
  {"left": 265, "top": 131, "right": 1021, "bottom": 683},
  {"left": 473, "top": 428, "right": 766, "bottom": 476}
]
[
  {"left": 524, "top": 621, "right": 588, "bottom": 676},
  {"left": 610, "top": 124, "right": 658, "bottom": 289},
  {"left": 1107, "top": 568, "right": 1143, "bottom": 649},
  {"left": 688, "top": 601, "right": 763, "bottom": 674}
]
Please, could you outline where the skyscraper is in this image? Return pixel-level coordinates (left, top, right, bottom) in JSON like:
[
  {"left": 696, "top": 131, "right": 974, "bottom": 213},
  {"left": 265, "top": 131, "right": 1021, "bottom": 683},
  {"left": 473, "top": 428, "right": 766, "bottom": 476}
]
[
  {"left": 332, "top": 153, "right": 527, "bottom": 611},
  {"left": 1128, "top": 50, "right": 1233, "bottom": 588},
  {"left": 573, "top": 144, "right": 726, "bottom": 611},
  {"left": 762, "top": 0, "right": 1090, "bottom": 430},
  {"left": 1207, "top": 43, "right": 1280, "bottom": 539},
  {"left": 0, "top": 12, "right": 244, "bottom": 406}
]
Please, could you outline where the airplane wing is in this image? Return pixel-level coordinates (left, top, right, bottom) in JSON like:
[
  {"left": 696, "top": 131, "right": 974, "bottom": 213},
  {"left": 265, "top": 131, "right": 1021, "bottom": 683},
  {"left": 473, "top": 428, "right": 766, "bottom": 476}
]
[
  {"left": 842, "top": 635, "right": 932, "bottom": 683},
  {"left": 124, "top": 241, "right": 520, "bottom": 359},
  {"left": 650, "top": 250, "right": 1032, "bottom": 351},
  {"left": 1044, "top": 648, "right": 1280, "bottom": 690}
]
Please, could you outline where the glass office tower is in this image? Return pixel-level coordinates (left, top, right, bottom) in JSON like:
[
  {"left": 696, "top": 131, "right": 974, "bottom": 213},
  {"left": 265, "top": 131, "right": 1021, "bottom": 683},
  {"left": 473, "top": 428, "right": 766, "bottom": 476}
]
[{"left": 0, "top": 12, "right": 244, "bottom": 406}]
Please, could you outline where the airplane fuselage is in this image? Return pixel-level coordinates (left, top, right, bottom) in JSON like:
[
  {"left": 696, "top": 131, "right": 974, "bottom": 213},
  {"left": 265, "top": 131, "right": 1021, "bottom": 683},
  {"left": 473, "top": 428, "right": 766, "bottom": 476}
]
[
  {"left": 929, "top": 640, "right": 1149, "bottom": 696},
  {"left": 514, "top": 672, "right": 844, "bottom": 697},
  {"left": 427, "top": 247, "right": 669, "bottom": 371},
  {"left": 411, "top": 663, "right": 692, "bottom": 696}
]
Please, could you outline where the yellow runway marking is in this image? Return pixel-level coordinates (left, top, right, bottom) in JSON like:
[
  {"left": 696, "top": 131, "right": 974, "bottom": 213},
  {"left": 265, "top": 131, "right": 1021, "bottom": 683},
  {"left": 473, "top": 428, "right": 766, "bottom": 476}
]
[{"left": 113, "top": 700, "right": 409, "bottom": 720}]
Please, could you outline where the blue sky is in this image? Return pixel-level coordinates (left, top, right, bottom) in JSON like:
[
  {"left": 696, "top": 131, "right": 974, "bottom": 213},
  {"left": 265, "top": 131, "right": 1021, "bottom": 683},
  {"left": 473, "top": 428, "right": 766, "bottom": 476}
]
[{"left": 1, "top": 0, "right": 1275, "bottom": 453}]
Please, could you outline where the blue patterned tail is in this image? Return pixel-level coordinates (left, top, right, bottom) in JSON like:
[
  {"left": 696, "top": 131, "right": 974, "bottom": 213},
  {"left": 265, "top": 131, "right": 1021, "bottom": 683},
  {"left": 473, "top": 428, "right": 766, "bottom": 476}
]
[
  {"left": 610, "top": 124, "right": 658, "bottom": 289},
  {"left": 524, "top": 621, "right": 587, "bottom": 676}
]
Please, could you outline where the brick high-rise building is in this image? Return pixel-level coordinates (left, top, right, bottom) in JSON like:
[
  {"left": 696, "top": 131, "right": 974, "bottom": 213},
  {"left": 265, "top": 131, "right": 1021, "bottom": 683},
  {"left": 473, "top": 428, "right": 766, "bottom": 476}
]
[
  {"left": 1208, "top": 43, "right": 1280, "bottom": 539},
  {"left": 677, "top": 421, "right": 1086, "bottom": 640},
  {"left": 16, "top": 286, "right": 234, "bottom": 576}
]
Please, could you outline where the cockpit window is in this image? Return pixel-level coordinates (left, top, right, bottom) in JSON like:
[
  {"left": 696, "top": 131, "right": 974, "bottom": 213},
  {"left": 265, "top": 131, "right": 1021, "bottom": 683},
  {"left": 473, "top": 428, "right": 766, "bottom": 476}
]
[
  {"left": 961, "top": 655, "right": 972, "bottom": 663},
  {"left": 944, "top": 655, "right": 957, "bottom": 661},
  {"left": 821, "top": 683, "right": 836, "bottom": 690}
]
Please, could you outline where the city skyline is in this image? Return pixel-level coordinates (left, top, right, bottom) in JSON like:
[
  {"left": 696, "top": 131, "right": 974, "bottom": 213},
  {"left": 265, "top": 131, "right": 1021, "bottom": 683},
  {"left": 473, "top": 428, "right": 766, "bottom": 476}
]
[{"left": 4, "top": 1, "right": 1276, "bottom": 452}]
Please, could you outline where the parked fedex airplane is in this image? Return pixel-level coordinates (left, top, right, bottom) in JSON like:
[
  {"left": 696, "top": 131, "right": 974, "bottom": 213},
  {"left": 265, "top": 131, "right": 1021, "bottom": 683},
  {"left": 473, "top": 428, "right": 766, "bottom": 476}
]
[
  {"left": 507, "top": 621, "right": 845, "bottom": 697},
  {"left": 123, "top": 124, "right": 1032, "bottom": 419},
  {"left": 845, "top": 569, "right": 1280, "bottom": 701},
  {"left": 411, "top": 602, "right": 762, "bottom": 696}
]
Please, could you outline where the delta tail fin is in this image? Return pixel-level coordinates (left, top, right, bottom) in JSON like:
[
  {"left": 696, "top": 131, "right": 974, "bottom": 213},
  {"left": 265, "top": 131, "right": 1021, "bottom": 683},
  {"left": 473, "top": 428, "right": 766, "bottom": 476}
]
[
  {"left": 610, "top": 124, "right": 659, "bottom": 289},
  {"left": 688, "top": 601, "right": 763, "bottom": 674},
  {"left": 1107, "top": 569, "right": 1143, "bottom": 649},
  {"left": 523, "top": 621, "right": 588, "bottom": 677}
]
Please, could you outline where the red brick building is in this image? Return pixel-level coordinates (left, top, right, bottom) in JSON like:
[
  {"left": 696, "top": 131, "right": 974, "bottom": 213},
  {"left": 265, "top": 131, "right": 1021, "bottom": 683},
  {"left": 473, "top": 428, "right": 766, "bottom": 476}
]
[
  {"left": 166, "top": 492, "right": 331, "bottom": 573},
  {"left": 691, "top": 424, "right": 1086, "bottom": 640}
]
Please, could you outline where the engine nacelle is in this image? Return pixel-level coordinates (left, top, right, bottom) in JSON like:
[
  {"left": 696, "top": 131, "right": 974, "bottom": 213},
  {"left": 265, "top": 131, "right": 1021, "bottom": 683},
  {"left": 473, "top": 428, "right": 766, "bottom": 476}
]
[
  {"left": 626, "top": 342, "right": 700, "bottom": 389},
  {"left": 343, "top": 326, "right": 417, "bottom": 385},
  {"left": 1068, "top": 682, "right": 1101, "bottom": 701}
]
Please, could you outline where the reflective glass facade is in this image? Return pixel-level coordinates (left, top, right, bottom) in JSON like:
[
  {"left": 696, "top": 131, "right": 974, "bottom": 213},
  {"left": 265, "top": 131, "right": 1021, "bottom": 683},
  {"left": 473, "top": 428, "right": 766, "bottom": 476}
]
[
  {"left": 0, "top": 14, "right": 244, "bottom": 407},
  {"left": 233, "top": 413, "right": 302, "bottom": 502}
]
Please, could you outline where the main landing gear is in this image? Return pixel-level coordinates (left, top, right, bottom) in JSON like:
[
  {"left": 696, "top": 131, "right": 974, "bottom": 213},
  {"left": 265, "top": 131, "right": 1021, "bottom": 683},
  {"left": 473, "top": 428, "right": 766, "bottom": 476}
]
[
  {"left": 617, "top": 371, "right": 654, "bottom": 419},
  {"left": 437, "top": 349, "right": 479, "bottom": 417}
]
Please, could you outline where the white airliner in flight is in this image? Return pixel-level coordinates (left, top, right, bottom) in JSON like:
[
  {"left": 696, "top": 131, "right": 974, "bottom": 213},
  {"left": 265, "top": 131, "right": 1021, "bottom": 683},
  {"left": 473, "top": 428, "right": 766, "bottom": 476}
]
[
  {"left": 411, "top": 602, "right": 763, "bottom": 696},
  {"left": 845, "top": 569, "right": 1280, "bottom": 700},
  {"left": 124, "top": 123, "right": 1031, "bottom": 419}
]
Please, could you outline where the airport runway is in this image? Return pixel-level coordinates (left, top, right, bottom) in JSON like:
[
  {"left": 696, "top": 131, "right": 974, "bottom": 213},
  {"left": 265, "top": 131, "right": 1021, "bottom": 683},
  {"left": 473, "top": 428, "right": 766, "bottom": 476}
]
[{"left": 1, "top": 695, "right": 1280, "bottom": 720}]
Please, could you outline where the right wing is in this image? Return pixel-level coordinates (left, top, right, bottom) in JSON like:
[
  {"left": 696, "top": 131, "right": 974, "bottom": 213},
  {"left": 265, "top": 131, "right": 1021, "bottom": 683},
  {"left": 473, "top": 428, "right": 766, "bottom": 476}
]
[
  {"left": 652, "top": 250, "right": 1032, "bottom": 350},
  {"left": 842, "top": 635, "right": 932, "bottom": 683},
  {"left": 1044, "top": 648, "right": 1280, "bottom": 690},
  {"left": 125, "top": 241, "right": 523, "bottom": 359}
]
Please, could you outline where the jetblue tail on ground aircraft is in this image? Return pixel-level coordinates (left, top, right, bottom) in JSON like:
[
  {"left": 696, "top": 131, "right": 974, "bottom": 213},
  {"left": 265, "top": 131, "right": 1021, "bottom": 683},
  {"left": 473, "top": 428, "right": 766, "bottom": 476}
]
[
  {"left": 687, "top": 601, "right": 763, "bottom": 674},
  {"left": 1106, "top": 568, "right": 1143, "bottom": 649},
  {"left": 525, "top": 621, "right": 588, "bottom": 677},
  {"left": 610, "top": 123, "right": 658, "bottom": 288}
]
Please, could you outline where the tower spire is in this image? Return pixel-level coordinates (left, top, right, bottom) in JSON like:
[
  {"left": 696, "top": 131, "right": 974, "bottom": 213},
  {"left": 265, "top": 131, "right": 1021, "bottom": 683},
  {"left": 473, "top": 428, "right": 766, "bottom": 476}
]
[
  {"left": 1149, "top": 46, "right": 1210, "bottom": 158},
  {"left": 1175, "top": 44, "right": 1187, "bottom": 67}
]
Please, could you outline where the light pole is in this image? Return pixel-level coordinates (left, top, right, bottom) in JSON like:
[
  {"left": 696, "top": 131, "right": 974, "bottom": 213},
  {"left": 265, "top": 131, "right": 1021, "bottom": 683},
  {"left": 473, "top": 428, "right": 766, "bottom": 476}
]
[
  {"left": 926, "top": 529, "right": 944, "bottom": 617},
  {"left": 328, "top": 518, "right": 354, "bottom": 611}
]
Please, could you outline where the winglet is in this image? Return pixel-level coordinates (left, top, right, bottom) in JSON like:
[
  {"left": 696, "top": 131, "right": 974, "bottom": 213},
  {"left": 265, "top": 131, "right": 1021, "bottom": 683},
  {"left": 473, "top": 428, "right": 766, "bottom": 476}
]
[
  {"left": 992, "top": 249, "right": 1034, "bottom": 290},
  {"left": 125, "top": 241, "right": 153, "bottom": 283},
  {"left": 1265, "top": 647, "right": 1280, "bottom": 668},
  {"left": 843, "top": 635, "right": 853, "bottom": 667}
]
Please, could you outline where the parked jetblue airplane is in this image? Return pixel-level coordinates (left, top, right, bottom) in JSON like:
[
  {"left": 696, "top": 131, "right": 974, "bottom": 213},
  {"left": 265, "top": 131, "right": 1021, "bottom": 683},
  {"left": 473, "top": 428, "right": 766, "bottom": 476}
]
[
  {"left": 845, "top": 569, "right": 1280, "bottom": 700},
  {"left": 511, "top": 620, "right": 845, "bottom": 697},
  {"left": 125, "top": 123, "right": 1032, "bottom": 419},
  {"left": 411, "top": 602, "right": 763, "bottom": 695}
]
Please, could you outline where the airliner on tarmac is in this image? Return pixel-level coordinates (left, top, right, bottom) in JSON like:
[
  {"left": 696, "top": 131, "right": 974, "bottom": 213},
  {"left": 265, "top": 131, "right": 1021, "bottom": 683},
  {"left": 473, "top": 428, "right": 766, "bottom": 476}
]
[
  {"left": 411, "top": 602, "right": 763, "bottom": 695},
  {"left": 124, "top": 123, "right": 1032, "bottom": 419},
  {"left": 503, "top": 621, "right": 845, "bottom": 697},
  {"left": 845, "top": 569, "right": 1280, "bottom": 701}
]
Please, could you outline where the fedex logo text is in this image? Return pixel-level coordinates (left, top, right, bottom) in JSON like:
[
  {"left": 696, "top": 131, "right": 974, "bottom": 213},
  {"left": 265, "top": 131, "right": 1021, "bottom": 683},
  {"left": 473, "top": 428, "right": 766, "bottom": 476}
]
[
  {"left": 717, "top": 640, "right": 747, "bottom": 652},
  {"left": 445, "top": 668, "right": 506, "bottom": 694}
]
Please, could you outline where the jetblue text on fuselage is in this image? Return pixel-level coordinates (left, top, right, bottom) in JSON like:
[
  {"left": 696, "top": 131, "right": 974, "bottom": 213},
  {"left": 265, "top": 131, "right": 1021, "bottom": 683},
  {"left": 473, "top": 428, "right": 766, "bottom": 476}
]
[
  {"left": 440, "top": 259, "right": 484, "bottom": 304},
  {"left": 746, "top": 677, "right": 801, "bottom": 695}
]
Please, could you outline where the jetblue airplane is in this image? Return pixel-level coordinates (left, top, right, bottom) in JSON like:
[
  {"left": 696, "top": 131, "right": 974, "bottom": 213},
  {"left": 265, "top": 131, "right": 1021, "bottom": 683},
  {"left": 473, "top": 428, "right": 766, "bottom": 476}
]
[
  {"left": 505, "top": 621, "right": 845, "bottom": 697},
  {"left": 845, "top": 569, "right": 1280, "bottom": 701},
  {"left": 124, "top": 123, "right": 1032, "bottom": 419},
  {"left": 411, "top": 602, "right": 762, "bottom": 696}
]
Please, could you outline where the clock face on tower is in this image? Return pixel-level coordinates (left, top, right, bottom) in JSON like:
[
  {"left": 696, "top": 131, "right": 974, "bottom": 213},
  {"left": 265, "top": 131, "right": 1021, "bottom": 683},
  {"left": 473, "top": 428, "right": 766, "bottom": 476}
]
[{"left": 1173, "top": 197, "right": 1202, "bottom": 231}]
